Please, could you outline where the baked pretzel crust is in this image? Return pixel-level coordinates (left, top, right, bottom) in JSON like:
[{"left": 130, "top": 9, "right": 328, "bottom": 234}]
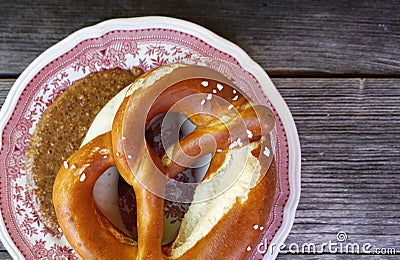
[{"left": 53, "top": 64, "right": 277, "bottom": 259}]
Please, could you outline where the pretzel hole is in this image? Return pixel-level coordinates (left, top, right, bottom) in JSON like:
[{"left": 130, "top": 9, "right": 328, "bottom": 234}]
[
  {"left": 103, "top": 111, "right": 213, "bottom": 245},
  {"left": 93, "top": 166, "right": 136, "bottom": 238},
  {"left": 146, "top": 111, "right": 212, "bottom": 181}
]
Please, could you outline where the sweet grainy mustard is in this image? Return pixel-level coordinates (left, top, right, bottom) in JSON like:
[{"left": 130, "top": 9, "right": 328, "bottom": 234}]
[{"left": 25, "top": 67, "right": 143, "bottom": 233}]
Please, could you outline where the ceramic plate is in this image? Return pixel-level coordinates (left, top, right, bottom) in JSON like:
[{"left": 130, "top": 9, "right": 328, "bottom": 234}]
[{"left": 0, "top": 16, "right": 301, "bottom": 259}]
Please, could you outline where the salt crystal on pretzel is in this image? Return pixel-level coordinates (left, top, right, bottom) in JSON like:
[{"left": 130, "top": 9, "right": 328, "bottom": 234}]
[{"left": 53, "top": 64, "right": 277, "bottom": 259}]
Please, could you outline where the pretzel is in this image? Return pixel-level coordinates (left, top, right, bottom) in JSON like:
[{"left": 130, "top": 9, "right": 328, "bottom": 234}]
[{"left": 53, "top": 64, "right": 277, "bottom": 259}]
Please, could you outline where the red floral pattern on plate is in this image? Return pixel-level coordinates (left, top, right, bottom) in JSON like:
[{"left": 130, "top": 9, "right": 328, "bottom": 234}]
[{"left": 0, "top": 28, "right": 290, "bottom": 259}]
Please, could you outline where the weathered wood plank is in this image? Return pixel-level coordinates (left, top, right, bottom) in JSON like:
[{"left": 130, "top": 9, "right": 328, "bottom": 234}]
[
  {"left": 1, "top": 0, "right": 400, "bottom": 76},
  {"left": 0, "top": 252, "right": 12, "bottom": 259},
  {"left": 0, "top": 247, "right": 5, "bottom": 256},
  {"left": 0, "top": 80, "right": 12, "bottom": 108},
  {"left": 273, "top": 77, "right": 400, "bottom": 258},
  {"left": 0, "top": 78, "right": 399, "bottom": 258}
]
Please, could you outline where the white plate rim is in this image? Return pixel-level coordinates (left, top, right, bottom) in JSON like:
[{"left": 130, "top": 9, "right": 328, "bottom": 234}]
[{"left": 0, "top": 16, "right": 301, "bottom": 260}]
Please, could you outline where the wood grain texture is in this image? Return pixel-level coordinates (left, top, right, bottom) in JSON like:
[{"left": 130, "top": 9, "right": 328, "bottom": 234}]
[
  {"left": 0, "top": 80, "right": 12, "bottom": 108},
  {"left": 1, "top": 0, "right": 400, "bottom": 258},
  {"left": 273, "top": 78, "right": 400, "bottom": 258},
  {"left": 0, "top": 251, "right": 22, "bottom": 259},
  {"left": 1, "top": 0, "right": 400, "bottom": 77},
  {"left": 1, "top": 78, "right": 399, "bottom": 258}
]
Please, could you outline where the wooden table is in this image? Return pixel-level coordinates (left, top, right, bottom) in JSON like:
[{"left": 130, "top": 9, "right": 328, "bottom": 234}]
[{"left": 1, "top": 0, "right": 399, "bottom": 259}]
